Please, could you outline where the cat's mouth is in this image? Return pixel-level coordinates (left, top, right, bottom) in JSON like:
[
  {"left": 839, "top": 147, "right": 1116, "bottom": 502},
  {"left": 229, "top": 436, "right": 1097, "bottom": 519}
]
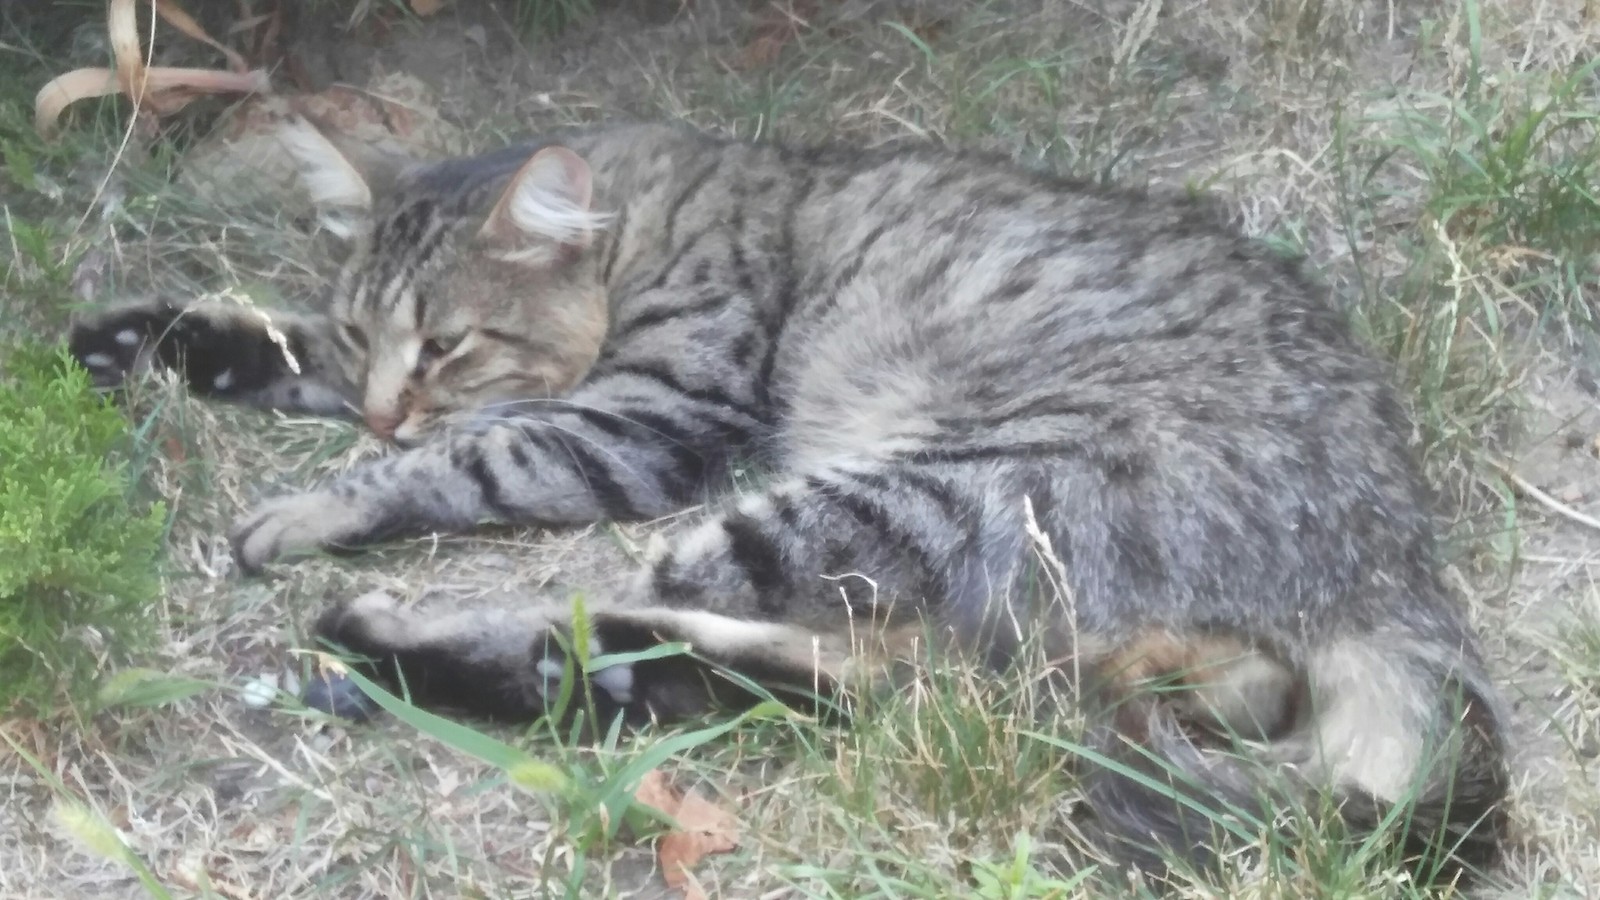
[
  {"left": 389, "top": 407, "right": 479, "bottom": 447},
  {"left": 390, "top": 417, "right": 430, "bottom": 448}
]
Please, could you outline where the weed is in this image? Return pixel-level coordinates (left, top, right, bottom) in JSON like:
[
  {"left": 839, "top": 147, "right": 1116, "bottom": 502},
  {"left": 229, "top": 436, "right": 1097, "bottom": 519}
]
[
  {"left": 1330, "top": 2, "right": 1600, "bottom": 554},
  {"left": 2, "top": 729, "right": 175, "bottom": 900},
  {"left": 511, "top": 0, "right": 594, "bottom": 38},
  {"left": 0, "top": 342, "right": 167, "bottom": 716},
  {"left": 304, "top": 0, "right": 594, "bottom": 36}
]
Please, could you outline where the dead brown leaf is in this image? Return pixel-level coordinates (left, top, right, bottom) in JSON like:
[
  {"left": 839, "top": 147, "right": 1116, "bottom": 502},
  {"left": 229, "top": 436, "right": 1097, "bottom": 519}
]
[
  {"left": 35, "top": 0, "right": 269, "bottom": 137},
  {"left": 411, "top": 0, "right": 448, "bottom": 16},
  {"left": 162, "top": 434, "right": 188, "bottom": 464},
  {"left": 632, "top": 770, "right": 740, "bottom": 900},
  {"left": 633, "top": 768, "right": 681, "bottom": 813},
  {"left": 731, "top": 0, "right": 824, "bottom": 71}
]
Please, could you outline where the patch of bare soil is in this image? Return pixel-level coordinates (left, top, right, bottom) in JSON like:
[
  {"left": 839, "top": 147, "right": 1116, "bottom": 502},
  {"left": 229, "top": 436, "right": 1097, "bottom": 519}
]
[{"left": 1474, "top": 354, "right": 1600, "bottom": 895}]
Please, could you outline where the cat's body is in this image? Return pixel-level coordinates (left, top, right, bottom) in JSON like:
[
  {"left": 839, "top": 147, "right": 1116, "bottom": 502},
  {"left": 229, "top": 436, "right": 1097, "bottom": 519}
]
[{"left": 72, "top": 120, "right": 1508, "bottom": 885}]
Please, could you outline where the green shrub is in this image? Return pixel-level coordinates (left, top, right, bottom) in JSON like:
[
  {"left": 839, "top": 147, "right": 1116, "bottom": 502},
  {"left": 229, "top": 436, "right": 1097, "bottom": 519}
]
[{"left": 0, "top": 340, "right": 167, "bottom": 715}]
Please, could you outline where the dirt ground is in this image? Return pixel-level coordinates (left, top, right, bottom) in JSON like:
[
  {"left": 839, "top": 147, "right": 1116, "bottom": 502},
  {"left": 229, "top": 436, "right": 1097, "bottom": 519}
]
[{"left": 3, "top": 0, "right": 1600, "bottom": 897}]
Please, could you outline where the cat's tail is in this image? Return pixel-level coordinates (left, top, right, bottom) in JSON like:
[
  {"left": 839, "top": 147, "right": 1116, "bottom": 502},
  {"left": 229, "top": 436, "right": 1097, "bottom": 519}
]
[{"left": 1078, "top": 634, "right": 1509, "bottom": 888}]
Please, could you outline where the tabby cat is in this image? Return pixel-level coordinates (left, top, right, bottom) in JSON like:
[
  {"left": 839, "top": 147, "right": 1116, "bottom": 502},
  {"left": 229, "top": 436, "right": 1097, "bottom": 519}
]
[{"left": 70, "top": 116, "right": 1509, "bottom": 885}]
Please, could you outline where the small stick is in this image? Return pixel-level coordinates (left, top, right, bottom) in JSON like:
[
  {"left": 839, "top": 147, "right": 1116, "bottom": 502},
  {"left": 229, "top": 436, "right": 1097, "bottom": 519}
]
[
  {"left": 1519, "top": 554, "right": 1600, "bottom": 566},
  {"left": 1490, "top": 459, "right": 1600, "bottom": 533}
]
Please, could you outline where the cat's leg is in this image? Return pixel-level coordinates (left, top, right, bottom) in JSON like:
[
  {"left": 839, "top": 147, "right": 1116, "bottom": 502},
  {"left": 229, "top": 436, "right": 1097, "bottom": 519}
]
[
  {"left": 310, "top": 591, "right": 873, "bottom": 725},
  {"left": 308, "top": 464, "right": 1003, "bottom": 723},
  {"left": 228, "top": 363, "right": 767, "bottom": 571},
  {"left": 68, "top": 298, "right": 356, "bottom": 417}
]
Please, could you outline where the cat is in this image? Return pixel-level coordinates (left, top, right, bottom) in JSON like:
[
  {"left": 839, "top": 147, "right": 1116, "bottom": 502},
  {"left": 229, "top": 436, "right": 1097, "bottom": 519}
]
[{"left": 70, "top": 115, "right": 1509, "bottom": 886}]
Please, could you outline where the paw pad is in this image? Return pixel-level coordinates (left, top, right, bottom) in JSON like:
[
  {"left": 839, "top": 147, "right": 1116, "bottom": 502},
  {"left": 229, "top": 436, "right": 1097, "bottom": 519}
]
[
  {"left": 68, "top": 305, "right": 175, "bottom": 389},
  {"left": 302, "top": 670, "right": 379, "bottom": 723},
  {"left": 533, "top": 636, "right": 637, "bottom": 707}
]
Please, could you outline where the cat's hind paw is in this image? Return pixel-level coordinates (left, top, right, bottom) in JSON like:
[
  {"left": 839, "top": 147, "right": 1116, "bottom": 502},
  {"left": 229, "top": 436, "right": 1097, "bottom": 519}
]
[{"left": 308, "top": 593, "right": 648, "bottom": 725}]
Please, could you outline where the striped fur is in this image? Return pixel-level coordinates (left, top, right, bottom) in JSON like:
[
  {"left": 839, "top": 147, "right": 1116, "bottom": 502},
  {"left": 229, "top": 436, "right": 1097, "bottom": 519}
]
[{"left": 72, "top": 119, "right": 1509, "bottom": 886}]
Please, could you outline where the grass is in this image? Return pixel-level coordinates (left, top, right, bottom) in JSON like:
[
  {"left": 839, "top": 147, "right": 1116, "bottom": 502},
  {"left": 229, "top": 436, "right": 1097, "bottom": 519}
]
[
  {"left": 1333, "top": 11, "right": 1600, "bottom": 530},
  {"left": 306, "top": 0, "right": 595, "bottom": 37},
  {"left": 3, "top": 0, "right": 1600, "bottom": 896}
]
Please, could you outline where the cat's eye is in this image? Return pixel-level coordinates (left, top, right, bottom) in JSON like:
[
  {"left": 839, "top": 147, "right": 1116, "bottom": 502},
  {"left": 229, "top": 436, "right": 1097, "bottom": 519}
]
[
  {"left": 338, "top": 322, "right": 368, "bottom": 351},
  {"left": 418, "top": 334, "right": 466, "bottom": 368}
]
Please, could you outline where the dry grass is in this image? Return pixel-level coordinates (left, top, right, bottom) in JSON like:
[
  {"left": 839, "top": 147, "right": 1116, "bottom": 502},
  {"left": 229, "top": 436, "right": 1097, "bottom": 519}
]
[{"left": 3, "top": 0, "right": 1600, "bottom": 896}]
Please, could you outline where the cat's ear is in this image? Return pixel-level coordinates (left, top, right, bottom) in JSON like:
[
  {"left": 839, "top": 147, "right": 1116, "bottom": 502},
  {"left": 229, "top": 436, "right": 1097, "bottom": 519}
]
[
  {"left": 276, "top": 114, "right": 411, "bottom": 240},
  {"left": 477, "top": 146, "right": 607, "bottom": 265}
]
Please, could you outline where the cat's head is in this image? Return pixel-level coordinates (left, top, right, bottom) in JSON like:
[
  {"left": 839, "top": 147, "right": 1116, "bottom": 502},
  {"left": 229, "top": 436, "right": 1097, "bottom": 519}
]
[{"left": 278, "top": 115, "right": 611, "bottom": 445}]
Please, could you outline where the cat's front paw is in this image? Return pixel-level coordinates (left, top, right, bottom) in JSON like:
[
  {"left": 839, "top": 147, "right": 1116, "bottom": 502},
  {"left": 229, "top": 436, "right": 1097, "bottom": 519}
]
[
  {"left": 68, "top": 300, "right": 182, "bottom": 388},
  {"left": 230, "top": 490, "right": 383, "bottom": 573},
  {"left": 70, "top": 300, "right": 305, "bottom": 401}
]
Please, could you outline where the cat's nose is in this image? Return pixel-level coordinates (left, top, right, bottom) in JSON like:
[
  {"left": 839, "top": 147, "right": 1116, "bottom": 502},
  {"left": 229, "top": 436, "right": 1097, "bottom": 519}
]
[{"left": 364, "top": 409, "right": 402, "bottom": 441}]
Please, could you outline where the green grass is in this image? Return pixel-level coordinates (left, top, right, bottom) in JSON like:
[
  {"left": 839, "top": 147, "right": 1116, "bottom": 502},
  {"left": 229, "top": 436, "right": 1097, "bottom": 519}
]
[
  {"left": 508, "top": 0, "right": 593, "bottom": 37},
  {"left": 304, "top": 0, "right": 595, "bottom": 37},
  {"left": 0, "top": 342, "right": 168, "bottom": 717},
  {"left": 1329, "top": 5, "right": 1600, "bottom": 558}
]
